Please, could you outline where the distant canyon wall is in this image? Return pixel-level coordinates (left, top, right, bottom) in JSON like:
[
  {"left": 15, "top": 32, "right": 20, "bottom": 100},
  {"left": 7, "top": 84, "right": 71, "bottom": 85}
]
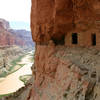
[{"left": 0, "top": 19, "right": 34, "bottom": 47}]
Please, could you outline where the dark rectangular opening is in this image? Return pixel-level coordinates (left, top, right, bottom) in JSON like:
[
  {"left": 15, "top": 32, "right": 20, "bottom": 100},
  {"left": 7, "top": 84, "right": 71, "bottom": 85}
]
[
  {"left": 51, "top": 35, "right": 65, "bottom": 45},
  {"left": 72, "top": 33, "right": 78, "bottom": 44},
  {"left": 92, "top": 34, "right": 96, "bottom": 46}
]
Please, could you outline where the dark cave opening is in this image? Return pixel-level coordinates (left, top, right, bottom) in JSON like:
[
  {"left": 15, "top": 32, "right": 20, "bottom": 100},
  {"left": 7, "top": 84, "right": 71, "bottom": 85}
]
[{"left": 51, "top": 35, "right": 65, "bottom": 45}]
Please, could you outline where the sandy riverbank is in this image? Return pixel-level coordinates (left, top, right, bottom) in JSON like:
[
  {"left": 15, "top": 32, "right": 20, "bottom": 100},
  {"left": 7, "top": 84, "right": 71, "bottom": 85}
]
[{"left": 0, "top": 51, "right": 33, "bottom": 95}]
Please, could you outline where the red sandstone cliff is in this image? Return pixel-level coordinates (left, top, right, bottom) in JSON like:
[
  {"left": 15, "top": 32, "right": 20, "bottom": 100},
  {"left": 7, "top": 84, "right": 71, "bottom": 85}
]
[
  {"left": 0, "top": 19, "right": 34, "bottom": 47},
  {"left": 29, "top": 0, "right": 100, "bottom": 100},
  {"left": 8, "top": 29, "right": 34, "bottom": 47},
  {"left": 0, "top": 19, "right": 25, "bottom": 46},
  {"left": 0, "top": 18, "right": 10, "bottom": 29}
]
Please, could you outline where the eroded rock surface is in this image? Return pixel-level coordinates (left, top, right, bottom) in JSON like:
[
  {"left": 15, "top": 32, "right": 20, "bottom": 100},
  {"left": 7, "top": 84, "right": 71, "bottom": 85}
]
[{"left": 28, "top": 45, "right": 100, "bottom": 100}]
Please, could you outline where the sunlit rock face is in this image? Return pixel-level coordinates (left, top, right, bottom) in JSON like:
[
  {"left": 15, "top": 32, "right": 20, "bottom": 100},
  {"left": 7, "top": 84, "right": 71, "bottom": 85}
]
[
  {"left": 0, "top": 19, "right": 24, "bottom": 46},
  {"left": 0, "top": 18, "right": 10, "bottom": 30},
  {"left": 8, "top": 29, "right": 34, "bottom": 48},
  {"left": 0, "top": 19, "right": 34, "bottom": 47},
  {"left": 29, "top": 0, "right": 100, "bottom": 100}
]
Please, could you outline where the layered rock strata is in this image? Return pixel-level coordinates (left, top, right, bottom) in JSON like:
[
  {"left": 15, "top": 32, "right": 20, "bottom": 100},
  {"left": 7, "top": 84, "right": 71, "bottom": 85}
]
[{"left": 0, "top": 19, "right": 34, "bottom": 47}]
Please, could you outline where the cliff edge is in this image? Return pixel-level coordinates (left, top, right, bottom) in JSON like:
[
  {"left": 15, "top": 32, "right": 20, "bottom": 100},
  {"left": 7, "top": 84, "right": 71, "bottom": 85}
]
[{"left": 29, "top": 0, "right": 100, "bottom": 100}]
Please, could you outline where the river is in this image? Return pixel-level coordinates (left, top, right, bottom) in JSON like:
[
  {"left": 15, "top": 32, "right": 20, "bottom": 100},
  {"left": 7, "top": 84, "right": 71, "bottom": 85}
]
[{"left": 0, "top": 51, "right": 33, "bottom": 95}]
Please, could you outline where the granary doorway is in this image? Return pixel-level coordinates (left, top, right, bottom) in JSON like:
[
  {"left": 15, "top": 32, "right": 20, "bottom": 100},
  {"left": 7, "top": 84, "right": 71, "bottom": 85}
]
[
  {"left": 92, "top": 34, "right": 96, "bottom": 46},
  {"left": 72, "top": 33, "right": 78, "bottom": 44}
]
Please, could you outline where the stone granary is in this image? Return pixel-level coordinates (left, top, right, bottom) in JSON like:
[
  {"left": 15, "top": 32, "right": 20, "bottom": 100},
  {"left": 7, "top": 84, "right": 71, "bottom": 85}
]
[
  {"left": 65, "top": 25, "right": 100, "bottom": 47},
  {"left": 64, "top": 1, "right": 100, "bottom": 47},
  {"left": 31, "top": 0, "right": 100, "bottom": 48}
]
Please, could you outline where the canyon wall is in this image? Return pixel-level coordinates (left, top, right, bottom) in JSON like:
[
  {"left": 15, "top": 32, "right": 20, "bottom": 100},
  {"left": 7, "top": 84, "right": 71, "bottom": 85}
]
[
  {"left": 29, "top": 0, "right": 100, "bottom": 100},
  {"left": 0, "top": 18, "right": 10, "bottom": 29},
  {"left": 0, "top": 19, "right": 34, "bottom": 47},
  {"left": 0, "top": 19, "right": 24, "bottom": 46},
  {"left": 8, "top": 29, "right": 34, "bottom": 48}
]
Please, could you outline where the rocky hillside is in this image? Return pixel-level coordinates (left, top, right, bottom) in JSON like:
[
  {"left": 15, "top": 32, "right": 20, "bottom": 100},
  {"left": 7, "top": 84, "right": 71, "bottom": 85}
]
[{"left": 0, "top": 45, "right": 25, "bottom": 67}]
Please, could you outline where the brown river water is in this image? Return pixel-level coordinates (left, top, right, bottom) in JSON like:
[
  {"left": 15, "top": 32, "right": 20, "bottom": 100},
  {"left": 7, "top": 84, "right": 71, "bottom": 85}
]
[{"left": 0, "top": 51, "right": 33, "bottom": 95}]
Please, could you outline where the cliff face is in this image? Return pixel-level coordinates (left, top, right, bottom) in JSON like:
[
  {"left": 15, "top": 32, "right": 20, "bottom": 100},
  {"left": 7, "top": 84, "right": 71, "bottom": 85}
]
[
  {"left": 0, "top": 19, "right": 34, "bottom": 47},
  {"left": 31, "top": 0, "right": 98, "bottom": 43},
  {"left": 29, "top": 0, "right": 100, "bottom": 100},
  {"left": 8, "top": 29, "right": 34, "bottom": 48},
  {"left": 0, "top": 18, "right": 10, "bottom": 29},
  {"left": 0, "top": 30, "right": 16, "bottom": 46},
  {"left": 0, "top": 19, "right": 25, "bottom": 46}
]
